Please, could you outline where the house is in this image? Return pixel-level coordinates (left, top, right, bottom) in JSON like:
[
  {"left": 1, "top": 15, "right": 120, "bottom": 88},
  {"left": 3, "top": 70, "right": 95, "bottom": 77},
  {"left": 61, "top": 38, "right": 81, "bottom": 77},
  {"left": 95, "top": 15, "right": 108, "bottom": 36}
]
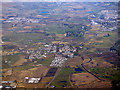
[{"left": 28, "top": 78, "right": 41, "bottom": 83}]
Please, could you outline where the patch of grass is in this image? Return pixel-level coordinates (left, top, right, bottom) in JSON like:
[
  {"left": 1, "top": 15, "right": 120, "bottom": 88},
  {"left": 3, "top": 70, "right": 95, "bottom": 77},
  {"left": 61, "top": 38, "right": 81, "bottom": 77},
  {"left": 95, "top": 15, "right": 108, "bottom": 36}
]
[
  {"left": 51, "top": 67, "right": 75, "bottom": 88},
  {"left": 2, "top": 53, "right": 21, "bottom": 69},
  {"left": 13, "top": 63, "right": 35, "bottom": 72},
  {"left": 90, "top": 31, "right": 118, "bottom": 48},
  {"left": 89, "top": 67, "right": 120, "bottom": 82},
  {"left": 36, "top": 55, "right": 54, "bottom": 66},
  {"left": 44, "top": 24, "right": 65, "bottom": 34}
]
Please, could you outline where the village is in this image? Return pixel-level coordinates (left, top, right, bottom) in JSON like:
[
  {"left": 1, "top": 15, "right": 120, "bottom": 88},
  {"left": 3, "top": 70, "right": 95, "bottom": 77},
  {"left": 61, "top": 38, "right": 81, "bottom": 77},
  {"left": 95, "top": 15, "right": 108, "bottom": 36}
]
[
  {"left": 2, "top": 43, "right": 77, "bottom": 88},
  {"left": 90, "top": 10, "right": 118, "bottom": 31},
  {"left": 26, "top": 44, "right": 76, "bottom": 67}
]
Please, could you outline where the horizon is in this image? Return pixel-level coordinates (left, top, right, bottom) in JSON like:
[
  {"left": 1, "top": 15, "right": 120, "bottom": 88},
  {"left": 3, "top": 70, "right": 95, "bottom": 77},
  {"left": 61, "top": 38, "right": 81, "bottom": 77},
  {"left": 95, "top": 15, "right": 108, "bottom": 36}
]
[{"left": 1, "top": 0, "right": 120, "bottom": 2}]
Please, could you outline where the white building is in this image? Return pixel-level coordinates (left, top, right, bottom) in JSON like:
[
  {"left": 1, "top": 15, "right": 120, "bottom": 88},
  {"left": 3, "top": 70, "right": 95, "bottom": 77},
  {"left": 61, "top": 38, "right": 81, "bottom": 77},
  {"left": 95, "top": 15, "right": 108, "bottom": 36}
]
[{"left": 28, "top": 78, "right": 41, "bottom": 83}]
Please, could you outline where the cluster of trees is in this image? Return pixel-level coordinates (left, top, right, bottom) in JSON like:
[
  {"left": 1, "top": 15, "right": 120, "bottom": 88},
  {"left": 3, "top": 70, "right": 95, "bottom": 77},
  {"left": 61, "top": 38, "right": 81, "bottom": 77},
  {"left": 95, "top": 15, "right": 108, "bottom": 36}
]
[
  {"left": 64, "top": 24, "right": 91, "bottom": 38},
  {"left": 66, "top": 31, "right": 84, "bottom": 37}
]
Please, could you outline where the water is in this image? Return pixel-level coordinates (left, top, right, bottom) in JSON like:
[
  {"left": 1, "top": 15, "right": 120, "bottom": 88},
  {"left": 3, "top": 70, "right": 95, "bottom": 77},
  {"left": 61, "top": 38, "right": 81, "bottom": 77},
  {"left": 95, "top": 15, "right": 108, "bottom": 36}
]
[
  {"left": 88, "top": 11, "right": 93, "bottom": 14},
  {"left": 60, "top": 81, "right": 67, "bottom": 83},
  {"left": 75, "top": 67, "right": 83, "bottom": 72},
  {"left": 41, "top": 11, "right": 49, "bottom": 14}
]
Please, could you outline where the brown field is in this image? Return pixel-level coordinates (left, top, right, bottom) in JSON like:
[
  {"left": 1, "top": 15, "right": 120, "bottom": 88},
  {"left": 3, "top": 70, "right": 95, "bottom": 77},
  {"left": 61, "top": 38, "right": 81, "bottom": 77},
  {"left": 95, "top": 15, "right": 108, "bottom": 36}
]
[
  {"left": 91, "top": 25, "right": 101, "bottom": 31},
  {"left": 40, "top": 77, "right": 53, "bottom": 84},
  {"left": 84, "top": 31, "right": 95, "bottom": 38},
  {"left": 14, "top": 56, "right": 27, "bottom": 66},
  {"left": 71, "top": 72, "right": 112, "bottom": 88},
  {"left": 19, "top": 66, "right": 49, "bottom": 79},
  {"left": 56, "top": 34, "right": 65, "bottom": 38},
  {"left": 71, "top": 73, "right": 97, "bottom": 85},
  {"left": 2, "top": 41, "right": 24, "bottom": 48},
  {"left": 90, "top": 38, "right": 103, "bottom": 43},
  {"left": 23, "top": 26, "right": 32, "bottom": 29},
  {"left": 2, "top": 50, "right": 19, "bottom": 55},
  {"left": 2, "top": 68, "right": 12, "bottom": 77},
  {"left": 2, "top": 68, "right": 11, "bottom": 72},
  {"left": 78, "top": 80, "right": 112, "bottom": 88},
  {"left": 64, "top": 56, "right": 83, "bottom": 68},
  {"left": 87, "top": 48, "right": 97, "bottom": 53},
  {"left": 19, "top": 77, "right": 53, "bottom": 88},
  {"left": 2, "top": 66, "right": 50, "bottom": 83},
  {"left": 97, "top": 32, "right": 108, "bottom": 37},
  {"left": 84, "top": 57, "right": 113, "bottom": 68},
  {"left": 19, "top": 83, "right": 45, "bottom": 88},
  {"left": 52, "top": 41, "right": 68, "bottom": 45},
  {"left": 32, "top": 66, "right": 50, "bottom": 77}
]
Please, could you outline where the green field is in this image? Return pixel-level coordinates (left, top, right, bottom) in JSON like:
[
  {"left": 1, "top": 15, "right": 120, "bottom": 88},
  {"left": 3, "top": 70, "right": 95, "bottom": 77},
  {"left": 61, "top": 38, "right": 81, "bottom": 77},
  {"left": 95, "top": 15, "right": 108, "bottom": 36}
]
[
  {"left": 36, "top": 55, "right": 54, "bottom": 66},
  {"left": 89, "top": 67, "right": 120, "bottom": 82},
  {"left": 13, "top": 63, "right": 35, "bottom": 72},
  {"left": 2, "top": 53, "right": 22, "bottom": 69},
  {"left": 51, "top": 67, "right": 75, "bottom": 88},
  {"left": 3, "top": 32, "right": 47, "bottom": 44}
]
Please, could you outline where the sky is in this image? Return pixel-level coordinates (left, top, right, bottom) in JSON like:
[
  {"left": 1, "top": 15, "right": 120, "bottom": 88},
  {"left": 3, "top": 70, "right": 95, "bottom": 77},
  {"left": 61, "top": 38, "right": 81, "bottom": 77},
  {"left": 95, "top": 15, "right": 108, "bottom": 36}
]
[{"left": 1, "top": 0, "right": 120, "bottom": 2}]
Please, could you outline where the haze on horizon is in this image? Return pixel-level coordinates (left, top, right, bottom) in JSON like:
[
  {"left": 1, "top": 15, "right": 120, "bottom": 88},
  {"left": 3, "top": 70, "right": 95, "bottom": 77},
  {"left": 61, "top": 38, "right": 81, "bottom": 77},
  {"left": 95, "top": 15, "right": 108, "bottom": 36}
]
[{"left": 1, "top": 0, "right": 119, "bottom": 2}]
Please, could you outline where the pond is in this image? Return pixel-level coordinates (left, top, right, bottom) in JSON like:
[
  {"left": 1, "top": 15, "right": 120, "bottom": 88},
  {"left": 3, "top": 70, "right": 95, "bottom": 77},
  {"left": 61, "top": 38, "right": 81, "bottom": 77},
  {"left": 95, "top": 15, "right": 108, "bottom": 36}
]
[
  {"left": 60, "top": 81, "right": 67, "bottom": 83},
  {"left": 41, "top": 11, "right": 49, "bottom": 14},
  {"left": 75, "top": 67, "right": 84, "bottom": 72}
]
